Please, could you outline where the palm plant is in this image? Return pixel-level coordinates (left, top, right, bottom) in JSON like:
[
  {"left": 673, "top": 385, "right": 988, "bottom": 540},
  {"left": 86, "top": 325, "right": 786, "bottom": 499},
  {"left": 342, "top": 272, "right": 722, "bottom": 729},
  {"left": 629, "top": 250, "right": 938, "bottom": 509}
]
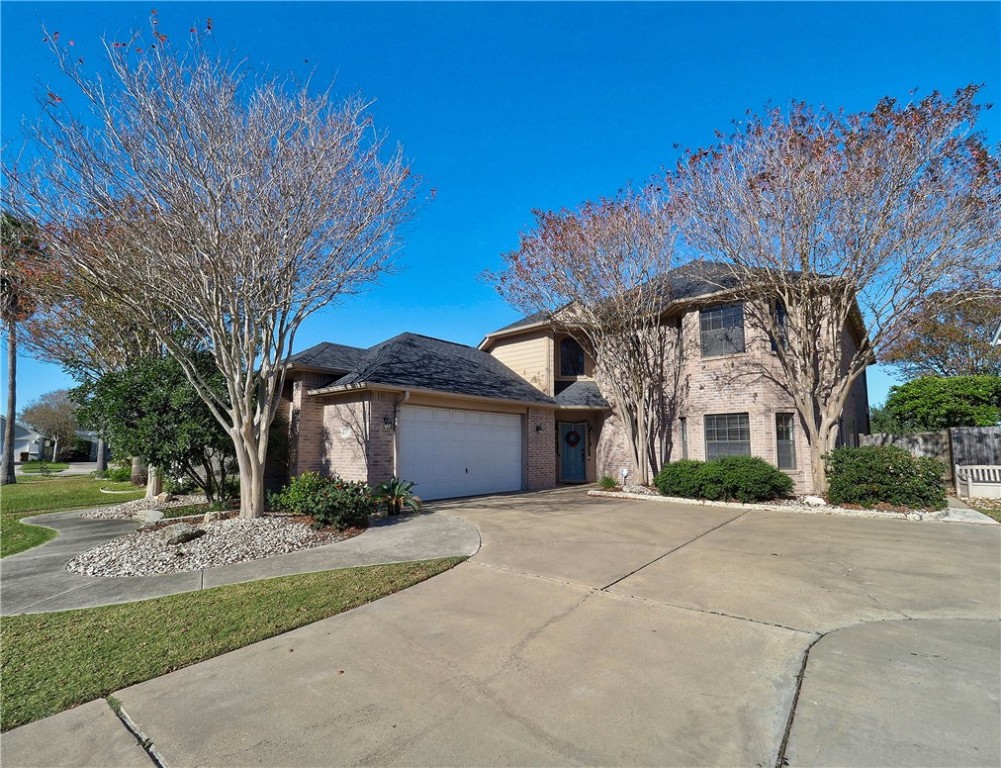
[{"left": 374, "top": 477, "right": 422, "bottom": 516}]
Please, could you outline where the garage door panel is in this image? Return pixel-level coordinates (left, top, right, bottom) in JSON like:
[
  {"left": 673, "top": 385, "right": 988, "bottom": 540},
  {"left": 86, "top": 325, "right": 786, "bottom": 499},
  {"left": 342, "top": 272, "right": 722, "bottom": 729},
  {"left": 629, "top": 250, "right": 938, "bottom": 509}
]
[{"left": 399, "top": 405, "right": 523, "bottom": 501}]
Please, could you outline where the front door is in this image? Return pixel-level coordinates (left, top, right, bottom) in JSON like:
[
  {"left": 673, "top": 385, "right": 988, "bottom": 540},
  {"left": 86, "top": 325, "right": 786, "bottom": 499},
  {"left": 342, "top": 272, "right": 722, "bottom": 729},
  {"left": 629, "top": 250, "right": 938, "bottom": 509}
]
[{"left": 559, "top": 422, "right": 587, "bottom": 482}]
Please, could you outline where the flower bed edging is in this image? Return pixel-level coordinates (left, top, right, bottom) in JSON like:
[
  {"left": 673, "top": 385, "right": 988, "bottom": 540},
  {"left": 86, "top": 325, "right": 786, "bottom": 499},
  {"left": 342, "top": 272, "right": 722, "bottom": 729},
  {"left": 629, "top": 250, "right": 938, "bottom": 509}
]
[{"left": 587, "top": 489, "right": 945, "bottom": 523}]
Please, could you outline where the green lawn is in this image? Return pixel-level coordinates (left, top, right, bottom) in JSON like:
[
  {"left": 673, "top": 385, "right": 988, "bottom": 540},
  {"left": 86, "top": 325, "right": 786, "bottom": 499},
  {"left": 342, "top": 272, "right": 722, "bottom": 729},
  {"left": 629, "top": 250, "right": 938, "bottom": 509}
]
[
  {"left": 0, "top": 476, "right": 144, "bottom": 558},
  {"left": 0, "top": 558, "right": 465, "bottom": 731},
  {"left": 18, "top": 461, "right": 70, "bottom": 474}
]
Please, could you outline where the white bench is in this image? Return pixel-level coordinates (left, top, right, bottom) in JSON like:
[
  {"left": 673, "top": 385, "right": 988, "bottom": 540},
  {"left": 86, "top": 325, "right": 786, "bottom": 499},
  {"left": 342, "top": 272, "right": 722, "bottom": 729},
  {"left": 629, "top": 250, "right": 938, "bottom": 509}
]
[{"left": 954, "top": 465, "right": 1001, "bottom": 499}]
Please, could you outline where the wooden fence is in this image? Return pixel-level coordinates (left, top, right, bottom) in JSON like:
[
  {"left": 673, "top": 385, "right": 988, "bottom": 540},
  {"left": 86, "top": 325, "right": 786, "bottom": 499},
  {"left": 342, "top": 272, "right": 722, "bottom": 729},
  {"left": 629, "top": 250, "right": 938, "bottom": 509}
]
[
  {"left": 860, "top": 427, "right": 1001, "bottom": 480},
  {"left": 949, "top": 427, "right": 1001, "bottom": 467}
]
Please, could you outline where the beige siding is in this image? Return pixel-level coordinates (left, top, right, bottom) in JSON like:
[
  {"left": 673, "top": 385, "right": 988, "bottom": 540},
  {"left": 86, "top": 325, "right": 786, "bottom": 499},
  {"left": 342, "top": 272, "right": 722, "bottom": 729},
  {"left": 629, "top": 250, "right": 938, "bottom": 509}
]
[{"left": 488, "top": 331, "right": 554, "bottom": 395}]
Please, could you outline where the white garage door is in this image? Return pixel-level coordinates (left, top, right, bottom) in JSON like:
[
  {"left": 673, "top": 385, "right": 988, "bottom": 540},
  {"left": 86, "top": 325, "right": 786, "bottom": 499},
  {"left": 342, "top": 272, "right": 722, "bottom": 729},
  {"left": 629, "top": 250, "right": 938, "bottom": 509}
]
[{"left": 398, "top": 405, "right": 523, "bottom": 501}]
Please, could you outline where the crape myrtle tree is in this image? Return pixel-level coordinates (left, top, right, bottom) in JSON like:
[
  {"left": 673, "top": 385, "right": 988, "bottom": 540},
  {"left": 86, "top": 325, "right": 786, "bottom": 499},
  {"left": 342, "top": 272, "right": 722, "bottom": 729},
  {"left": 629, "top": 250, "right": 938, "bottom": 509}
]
[
  {"left": 1, "top": 213, "right": 41, "bottom": 483},
  {"left": 671, "top": 87, "right": 1001, "bottom": 494},
  {"left": 489, "top": 187, "right": 683, "bottom": 485},
  {"left": 6, "top": 18, "right": 419, "bottom": 517},
  {"left": 21, "top": 224, "right": 165, "bottom": 479},
  {"left": 880, "top": 291, "right": 1001, "bottom": 378},
  {"left": 19, "top": 389, "right": 79, "bottom": 461}
]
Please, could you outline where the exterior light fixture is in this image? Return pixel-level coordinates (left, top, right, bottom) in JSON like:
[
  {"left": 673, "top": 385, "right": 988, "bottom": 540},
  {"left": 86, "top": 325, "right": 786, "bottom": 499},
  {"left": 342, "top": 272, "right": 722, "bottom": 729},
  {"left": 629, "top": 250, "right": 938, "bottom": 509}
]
[{"left": 383, "top": 415, "right": 395, "bottom": 432}]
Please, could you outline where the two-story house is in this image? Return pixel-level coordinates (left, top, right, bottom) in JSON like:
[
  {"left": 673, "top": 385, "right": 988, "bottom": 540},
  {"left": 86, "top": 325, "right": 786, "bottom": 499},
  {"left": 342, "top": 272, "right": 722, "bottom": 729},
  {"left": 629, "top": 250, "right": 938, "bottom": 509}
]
[{"left": 279, "top": 268, "right": 869, "bottom": 499}]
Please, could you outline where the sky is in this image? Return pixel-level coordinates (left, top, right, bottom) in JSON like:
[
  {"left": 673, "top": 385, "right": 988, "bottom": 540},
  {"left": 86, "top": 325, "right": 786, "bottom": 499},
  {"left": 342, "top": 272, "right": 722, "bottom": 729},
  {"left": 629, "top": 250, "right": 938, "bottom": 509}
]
[{"left": 2, "top": 1, "right": 999, "bottom": 416}]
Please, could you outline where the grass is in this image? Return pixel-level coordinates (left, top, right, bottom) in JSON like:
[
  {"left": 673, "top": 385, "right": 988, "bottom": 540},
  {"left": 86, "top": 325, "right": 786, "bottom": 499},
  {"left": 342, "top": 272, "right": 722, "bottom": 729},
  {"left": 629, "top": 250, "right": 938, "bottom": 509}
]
[
  {"left": 19, "top": 461, "right": 70, "bottom": 474},
  {"left": 0, "top": 476, "right": 144, "bottom": 558},
  {"left": 0, "top": 558, "right": 464, "bottom": 731},
  {"left": 966, "top": 497, "right": 1001, "bottom": 523}
]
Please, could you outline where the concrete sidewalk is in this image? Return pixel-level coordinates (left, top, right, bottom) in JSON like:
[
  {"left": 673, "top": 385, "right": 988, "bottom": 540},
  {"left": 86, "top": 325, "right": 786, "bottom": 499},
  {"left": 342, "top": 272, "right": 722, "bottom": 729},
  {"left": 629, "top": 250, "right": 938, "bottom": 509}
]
[
  {"left": 0, "top": 509, "right": 481, "bottom": 615},
  {"left": 2, "top": 490, "right": 999, "bottom": 767}
]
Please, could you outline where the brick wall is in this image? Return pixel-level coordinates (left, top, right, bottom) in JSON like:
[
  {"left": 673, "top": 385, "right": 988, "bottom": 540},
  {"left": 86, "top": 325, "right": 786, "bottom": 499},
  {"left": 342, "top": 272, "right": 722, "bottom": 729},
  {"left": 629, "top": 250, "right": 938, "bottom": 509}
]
[
  {"left": 526, "top": 407, "right": 557, "bottom": 490},
  {"left": 596, "top": 410, "right": 635, "bottom": 481},
  {"left": 287, "top": 373, "right": 330, "bottom": 477},
  {"left": 313, "top": 391, "right": 398, "bottom": 485}
]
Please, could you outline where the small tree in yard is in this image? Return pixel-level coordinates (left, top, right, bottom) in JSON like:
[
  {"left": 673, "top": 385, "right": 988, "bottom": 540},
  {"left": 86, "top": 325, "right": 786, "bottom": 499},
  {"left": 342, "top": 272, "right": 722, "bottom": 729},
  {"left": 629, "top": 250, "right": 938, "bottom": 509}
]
[
  {"left": 489, "top": 187, "right": 682, "bottom": 484},
  {"left": 6, "top": 19, "right": 419, "bottom": 517},
  {"left": 883, "top": 375, "right": 1001, "bottom": 432},
  {"left": 880, "top": 292, "right": 1001, "bottom": 378},
  {"left": 19, "top": 389, "right": 79, "bottom": 461},
  {"left": 74, "top": 353, "right": 237, "bottom": 502},
  {"left": 671, "top": 87, "right": 1000, "bottom": 494}
]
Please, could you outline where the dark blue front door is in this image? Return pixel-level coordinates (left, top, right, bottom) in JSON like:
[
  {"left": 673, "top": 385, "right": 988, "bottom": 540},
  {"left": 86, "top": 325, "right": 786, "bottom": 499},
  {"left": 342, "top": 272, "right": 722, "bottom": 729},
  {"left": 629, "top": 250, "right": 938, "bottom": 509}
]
[{"left": 559, "top": 422, "right": 587, "bottom": 482}]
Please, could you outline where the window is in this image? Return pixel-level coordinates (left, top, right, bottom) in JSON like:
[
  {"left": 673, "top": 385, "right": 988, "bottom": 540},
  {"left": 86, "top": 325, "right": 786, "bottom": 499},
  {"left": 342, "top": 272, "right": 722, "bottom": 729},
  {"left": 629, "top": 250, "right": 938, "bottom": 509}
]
[
  {"left": 700, "top": 304, "right": 745, "bottom": 357},
  {"left": 560, "top": 337, "right": 585, "bottom": 377},
  {"left": 770, "top": 299, "right": 788, "bottom": 353},
  {"left": 775, "top": 413, "right": 796, "bottom": 470},
  {"left": 679, "top": 417, "right": 688, "bottom": 460},
  {"left": 704, "top": 413, "right": 751, "bottom": 460}
]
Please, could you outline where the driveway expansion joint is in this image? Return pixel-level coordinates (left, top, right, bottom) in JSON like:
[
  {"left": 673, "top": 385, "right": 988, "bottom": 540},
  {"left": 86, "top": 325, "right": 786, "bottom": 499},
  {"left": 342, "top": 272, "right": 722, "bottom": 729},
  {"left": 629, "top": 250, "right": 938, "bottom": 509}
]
[
  {"left": 599, "top": 510, "right": 748, "bottom": 591},
  {"left": 107, "top": 699, "right": 168, "bottom": 768}
]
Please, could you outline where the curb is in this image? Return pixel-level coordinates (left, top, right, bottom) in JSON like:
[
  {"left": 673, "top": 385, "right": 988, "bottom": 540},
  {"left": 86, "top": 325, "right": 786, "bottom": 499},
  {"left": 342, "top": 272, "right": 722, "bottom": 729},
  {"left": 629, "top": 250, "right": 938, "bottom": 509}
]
[{"left": 586, "top": 490, "right": 1000, "bottom": 525}]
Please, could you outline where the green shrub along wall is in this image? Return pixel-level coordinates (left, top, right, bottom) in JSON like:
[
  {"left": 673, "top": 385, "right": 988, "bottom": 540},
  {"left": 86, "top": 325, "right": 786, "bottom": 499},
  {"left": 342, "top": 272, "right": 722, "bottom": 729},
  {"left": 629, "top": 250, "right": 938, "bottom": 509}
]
[
  {"left": 655, "top": 456, "right": 793, "bottom": 503},
  {"left": 826, "top": 445, "right": 947, "bottom": 510}
]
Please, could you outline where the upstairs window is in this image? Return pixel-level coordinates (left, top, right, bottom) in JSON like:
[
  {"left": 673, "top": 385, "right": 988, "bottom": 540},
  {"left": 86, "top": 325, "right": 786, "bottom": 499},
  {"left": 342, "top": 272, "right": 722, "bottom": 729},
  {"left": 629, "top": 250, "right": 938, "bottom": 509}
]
[
  {"left": 704, "top": 413, "right": 751, "bottom": 459},
  {"left": 560, "top": 337, "right": 585, "bottom": 377},
  {"left": 700, "top": 303, "right": 745, "bottom": 357},
  {"left": 770, "top": 299, "right": 789, "bottom": 353}
]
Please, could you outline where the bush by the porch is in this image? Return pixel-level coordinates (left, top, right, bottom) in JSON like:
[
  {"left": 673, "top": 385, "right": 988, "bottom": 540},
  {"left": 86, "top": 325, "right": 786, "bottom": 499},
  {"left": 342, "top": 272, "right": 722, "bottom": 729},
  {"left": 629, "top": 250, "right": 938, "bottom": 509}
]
[
  {"left": 269, "top": 472, "right": 376, "bottom": 530},
  {"left": 655, "top": 456, "right": 793, "bottom": 503},
  {"left": 826, "top": 446, "right": 947, "bottom": 510}
]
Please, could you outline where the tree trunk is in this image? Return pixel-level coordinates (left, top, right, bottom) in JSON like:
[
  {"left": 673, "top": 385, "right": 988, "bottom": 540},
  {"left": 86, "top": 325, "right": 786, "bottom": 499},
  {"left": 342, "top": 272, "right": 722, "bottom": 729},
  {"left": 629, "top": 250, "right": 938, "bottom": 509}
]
[
  {"left": 232, "top": 428, "right": 266, "bottom": 519},
  {"left": 130, "top": 455, "right": 146, "bottom": 486},
  {"left": 0, "top": 322, "right": 16, "bottom": 485},
  {"left": 96, "top": 438, "right": 108, "bottom": 472},
  {"left": 145, "top": 465, "right": 162, "bottom": 497},
  {"left": 51, "top": 437, "right": 59, "bottom": 463}
]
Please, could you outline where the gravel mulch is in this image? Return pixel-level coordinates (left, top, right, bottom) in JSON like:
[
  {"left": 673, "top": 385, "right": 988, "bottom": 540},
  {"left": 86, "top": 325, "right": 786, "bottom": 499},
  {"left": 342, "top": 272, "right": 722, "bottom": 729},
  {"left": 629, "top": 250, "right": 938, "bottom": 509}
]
[
  {"left": 81, "top": 494, "right": 210, "bottom": 520},
  {"left": 67, "top": 515, "right": 355, "bottom": 577}
]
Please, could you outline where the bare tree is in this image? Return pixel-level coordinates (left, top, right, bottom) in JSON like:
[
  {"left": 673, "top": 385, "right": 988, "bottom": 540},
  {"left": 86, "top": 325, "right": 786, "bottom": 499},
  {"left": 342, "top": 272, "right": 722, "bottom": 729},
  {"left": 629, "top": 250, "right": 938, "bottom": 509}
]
[
  {"left": 6, "top": 21, "right": 419, "bottom": 516},
  {"left": 20, "top": 389, "right": 79, "bottom": 461},
  {"left": 489, "top": 187, "right": 682, "bottom": 484},
  {"left": 671, "top": 87, "right": 1001, "bottom": 493}
]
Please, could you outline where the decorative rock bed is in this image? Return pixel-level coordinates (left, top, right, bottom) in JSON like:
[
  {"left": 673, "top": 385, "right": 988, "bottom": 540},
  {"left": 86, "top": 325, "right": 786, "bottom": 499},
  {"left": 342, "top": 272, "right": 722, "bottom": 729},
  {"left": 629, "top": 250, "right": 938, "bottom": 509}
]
[
  {"left": 67, "top": 516, "right": 352, "bottom": 577},
  {"left": 81, "top": 494, "right": 210, "bottom": 520}
]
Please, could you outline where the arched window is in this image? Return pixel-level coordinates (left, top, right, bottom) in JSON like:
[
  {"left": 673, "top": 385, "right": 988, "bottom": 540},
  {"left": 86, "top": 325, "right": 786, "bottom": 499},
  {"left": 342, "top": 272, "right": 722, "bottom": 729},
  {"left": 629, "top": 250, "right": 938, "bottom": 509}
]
[{"left": 560, "top": 337, "right": 585, "bottom": 376}]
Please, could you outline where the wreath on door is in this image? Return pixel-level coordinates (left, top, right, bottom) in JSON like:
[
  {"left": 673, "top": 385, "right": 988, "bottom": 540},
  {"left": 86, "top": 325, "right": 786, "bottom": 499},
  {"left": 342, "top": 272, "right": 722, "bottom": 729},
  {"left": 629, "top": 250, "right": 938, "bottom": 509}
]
[{"left": 565, "top": 429, "right": 581, "bottom": 448}]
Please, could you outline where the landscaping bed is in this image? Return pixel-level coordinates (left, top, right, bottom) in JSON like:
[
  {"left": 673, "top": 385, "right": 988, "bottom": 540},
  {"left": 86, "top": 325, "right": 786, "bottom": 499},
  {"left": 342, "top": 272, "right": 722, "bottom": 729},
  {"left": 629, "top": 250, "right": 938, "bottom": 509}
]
[{"left": 67, "top": 513, "right": 363, "bottom": 577}]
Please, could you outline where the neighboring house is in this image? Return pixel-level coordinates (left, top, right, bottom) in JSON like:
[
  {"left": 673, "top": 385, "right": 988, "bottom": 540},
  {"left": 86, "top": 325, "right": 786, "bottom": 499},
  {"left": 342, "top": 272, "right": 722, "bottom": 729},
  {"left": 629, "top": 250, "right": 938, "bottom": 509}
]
[
  {"left": 0, "top": 416, "right": 47, "bottom": 461},
  {"left": 282, "top": 268, "right": 869, "bottom": 499}
]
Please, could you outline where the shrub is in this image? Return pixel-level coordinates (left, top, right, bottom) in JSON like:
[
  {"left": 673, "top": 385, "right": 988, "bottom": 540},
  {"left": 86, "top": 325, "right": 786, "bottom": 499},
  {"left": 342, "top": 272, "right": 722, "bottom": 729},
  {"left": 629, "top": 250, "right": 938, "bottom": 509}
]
[
  {"left": 655, "top": 456, "right": 792, "bottom": 503},
  {"left": 104, "top": 465, "right": 132, "bottom": 483},
  {"left": 598, "top": 475, "right": 619, "bottom": 490},
  {"left": 826, "top": 446, "right": 947, "bottom": 510},
  {"left": 697, "top": 456, "right": 793, "bottom": 503},
  {"left": 373, "top": 478, "right": 422, "bottom": 515},
  {"left": 269, "top": 472, "right": 376, "bottom": 530},
  {"left": 654, "top": 459, "right": 705, "bottom": 498}
]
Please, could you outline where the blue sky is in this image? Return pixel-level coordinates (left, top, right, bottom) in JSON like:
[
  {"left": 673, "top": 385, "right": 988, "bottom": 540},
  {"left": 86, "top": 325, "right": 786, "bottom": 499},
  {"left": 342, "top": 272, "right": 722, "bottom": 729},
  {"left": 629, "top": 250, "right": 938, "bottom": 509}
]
[{"left": 2, "top": 1, "right": 999, "bottom": 415}]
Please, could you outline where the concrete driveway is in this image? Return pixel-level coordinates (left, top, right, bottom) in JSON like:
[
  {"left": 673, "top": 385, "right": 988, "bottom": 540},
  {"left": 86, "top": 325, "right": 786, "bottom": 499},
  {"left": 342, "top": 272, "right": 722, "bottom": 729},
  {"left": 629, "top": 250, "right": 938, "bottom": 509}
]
[{"left": 3, "top": 489, "right": 999, "bottom": 767}]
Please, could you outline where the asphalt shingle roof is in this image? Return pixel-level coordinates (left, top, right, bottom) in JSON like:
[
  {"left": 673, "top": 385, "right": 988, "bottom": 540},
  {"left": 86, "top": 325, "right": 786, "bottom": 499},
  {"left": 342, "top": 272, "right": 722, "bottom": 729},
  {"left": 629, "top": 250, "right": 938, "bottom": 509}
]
[
  {"left": 288, "top": 342, "right": 367, "bottom": 373},
  {"left": 554, "top": 381, "right": 609, "bottom": 409},
  {"left": 321, "top": 333, "right": 557, "bottom": 406},
  {"left": 485, "top": 261, "right": 798, "bottom": 336}
]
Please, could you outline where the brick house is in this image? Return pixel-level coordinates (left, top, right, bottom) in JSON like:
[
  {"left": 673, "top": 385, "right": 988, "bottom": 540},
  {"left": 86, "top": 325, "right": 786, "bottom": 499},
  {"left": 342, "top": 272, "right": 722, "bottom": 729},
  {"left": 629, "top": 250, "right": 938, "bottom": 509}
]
[{"left": 280, "top": 269, "right": 869, "bottom": 499}]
